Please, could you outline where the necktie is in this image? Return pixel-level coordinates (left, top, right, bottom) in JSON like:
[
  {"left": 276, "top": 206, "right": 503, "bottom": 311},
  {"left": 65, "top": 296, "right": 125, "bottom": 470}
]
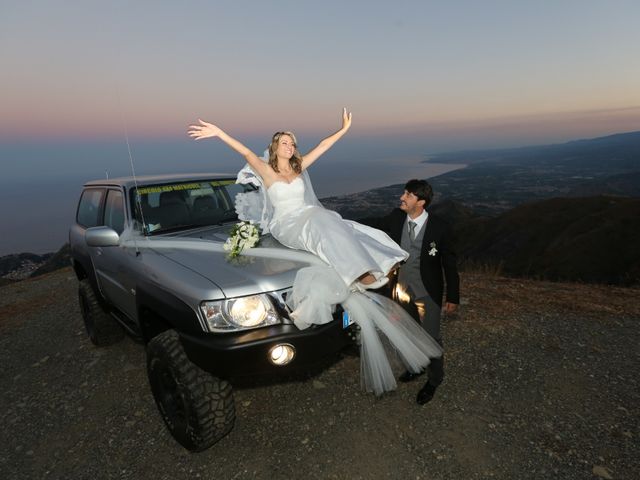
[{"left": 408, "top": 221, "right": 417, "bottom": 241}]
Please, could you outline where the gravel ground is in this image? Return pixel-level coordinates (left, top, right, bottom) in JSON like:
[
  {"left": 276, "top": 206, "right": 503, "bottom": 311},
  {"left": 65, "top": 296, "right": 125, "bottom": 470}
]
[{"left": 1, "top": 268, "right": 638, "bottom": 480}]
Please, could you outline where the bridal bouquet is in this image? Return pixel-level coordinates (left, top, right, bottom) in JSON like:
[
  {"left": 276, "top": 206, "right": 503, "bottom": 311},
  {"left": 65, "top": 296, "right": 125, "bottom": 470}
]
[{"left": 224, "top": 221, "right": 260, "bottom": 258}]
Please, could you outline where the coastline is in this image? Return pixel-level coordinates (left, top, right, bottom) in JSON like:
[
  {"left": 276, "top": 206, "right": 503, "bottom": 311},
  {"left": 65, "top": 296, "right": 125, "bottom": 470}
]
[{"left": 313, "top": 160, "right": 467, "bottom": 198}]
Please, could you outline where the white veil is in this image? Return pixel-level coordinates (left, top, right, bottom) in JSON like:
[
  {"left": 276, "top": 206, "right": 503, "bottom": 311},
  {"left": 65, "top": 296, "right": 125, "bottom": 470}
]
[{"left": 234, "top": 150, "right": 322, "bottom": 233}]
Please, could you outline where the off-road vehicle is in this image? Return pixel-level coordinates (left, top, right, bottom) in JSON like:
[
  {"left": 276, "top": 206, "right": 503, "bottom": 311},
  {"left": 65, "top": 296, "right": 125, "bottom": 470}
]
[{"left": 69, "top": 173, "right": 355, "bottom": 451}]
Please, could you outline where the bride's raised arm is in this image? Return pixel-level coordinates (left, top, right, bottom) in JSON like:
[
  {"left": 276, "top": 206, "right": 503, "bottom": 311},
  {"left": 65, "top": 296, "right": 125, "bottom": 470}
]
[
  {"left": 188, "top": 119, "right": 271, "bottom": 179},
  {"left": 301, "top": 108, "right": 352, "bottom": 170}
]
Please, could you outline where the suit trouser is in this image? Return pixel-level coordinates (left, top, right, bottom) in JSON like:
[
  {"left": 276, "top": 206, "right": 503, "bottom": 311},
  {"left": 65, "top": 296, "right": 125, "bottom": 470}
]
[{"left": 402, "top": 294, "right": 445, "bottom": 388}]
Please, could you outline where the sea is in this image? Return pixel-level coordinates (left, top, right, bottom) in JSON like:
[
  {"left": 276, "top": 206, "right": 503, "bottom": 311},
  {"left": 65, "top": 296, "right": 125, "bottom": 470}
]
[{"left": 0, "top": 139, "right": 464, "bottom": 256}]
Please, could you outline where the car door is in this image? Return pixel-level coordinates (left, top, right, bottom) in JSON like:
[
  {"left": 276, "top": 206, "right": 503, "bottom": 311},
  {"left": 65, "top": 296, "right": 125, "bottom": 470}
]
[
  {"left": 91, "top": 188, "right": 138, "bottom": 320},
  {"left": 71, "top": 187, "right": 105, "bottom": 283}
]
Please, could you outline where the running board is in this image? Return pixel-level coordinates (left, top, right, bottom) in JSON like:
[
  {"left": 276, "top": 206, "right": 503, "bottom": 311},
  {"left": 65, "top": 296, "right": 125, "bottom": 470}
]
[{"left": 109, "top": 310, "right": 143, "bottom": 342}]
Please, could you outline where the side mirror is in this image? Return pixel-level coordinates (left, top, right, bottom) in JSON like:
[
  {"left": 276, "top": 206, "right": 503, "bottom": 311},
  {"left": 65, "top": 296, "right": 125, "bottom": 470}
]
[{"left": 85, "top": 226, "right": 120, "bottom": 247}]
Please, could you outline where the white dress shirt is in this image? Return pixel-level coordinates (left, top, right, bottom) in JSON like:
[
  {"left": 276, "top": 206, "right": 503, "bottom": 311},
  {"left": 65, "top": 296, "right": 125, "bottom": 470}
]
[{"left": 407, "top": 210, "right": 429, "bottom": 238}]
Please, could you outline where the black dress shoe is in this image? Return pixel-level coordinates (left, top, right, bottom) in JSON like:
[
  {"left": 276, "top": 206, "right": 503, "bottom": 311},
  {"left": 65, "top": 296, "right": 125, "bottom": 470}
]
[
  {"left": 398, "top": 370, "right": 424, "bottom": 383},
  {"left": 416, "top": 383, "right": 437, "bottom": 405}
]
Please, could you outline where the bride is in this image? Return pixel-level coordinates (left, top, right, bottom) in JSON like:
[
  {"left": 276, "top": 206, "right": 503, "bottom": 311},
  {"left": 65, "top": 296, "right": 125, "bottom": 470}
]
[
  {"left": 189, "top": 108, "right": 403, "bottom": 291},
  {"left": 188, "top": 108, "right": 442, "bottom": 395}
]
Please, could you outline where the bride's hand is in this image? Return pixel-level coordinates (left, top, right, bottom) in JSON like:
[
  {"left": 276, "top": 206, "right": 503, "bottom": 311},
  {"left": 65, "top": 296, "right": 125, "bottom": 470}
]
[
  {"left": 341, "top": 107, "right": 352, "bottom": 131},
  {"left": 188, "top": 119, "right": 224, "bottom": 140}
]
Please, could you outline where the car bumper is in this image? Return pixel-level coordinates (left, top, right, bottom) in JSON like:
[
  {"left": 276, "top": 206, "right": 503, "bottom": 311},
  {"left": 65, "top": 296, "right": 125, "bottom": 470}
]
[{"left": 179, "top": 319, "right": 355, "bottom": 377}]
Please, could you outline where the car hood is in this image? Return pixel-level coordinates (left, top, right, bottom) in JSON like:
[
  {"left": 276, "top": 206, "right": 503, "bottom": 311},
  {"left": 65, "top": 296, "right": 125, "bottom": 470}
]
[{"left": 152, "top": 225, "right": 321, "bottom": 298}]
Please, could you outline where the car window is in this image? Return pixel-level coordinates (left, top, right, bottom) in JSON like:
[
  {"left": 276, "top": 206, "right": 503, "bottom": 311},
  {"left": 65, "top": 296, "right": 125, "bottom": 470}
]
[
  {"left": 77, "top": 188, "right": 105, "bottom": 228},
  {"left": 131, "top": 180, "right": 255, "bottom": 234},
  {"left": 104, "top": 189, "right": 125, "bottom": 234}
]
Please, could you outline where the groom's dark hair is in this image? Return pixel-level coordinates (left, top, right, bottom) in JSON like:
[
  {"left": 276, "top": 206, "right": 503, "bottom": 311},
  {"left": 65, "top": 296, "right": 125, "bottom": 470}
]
[{"left": 404, "top": 179, "right": 433, "bottom": 207}]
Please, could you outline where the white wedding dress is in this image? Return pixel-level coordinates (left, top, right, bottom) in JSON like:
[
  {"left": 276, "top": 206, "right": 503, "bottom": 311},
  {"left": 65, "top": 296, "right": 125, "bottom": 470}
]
[
  {"left": 267, "top": 176, "right": 408, "bottom": 287},
  {"left": 263, "top": 176, "right": 442, "bottom": 395}
]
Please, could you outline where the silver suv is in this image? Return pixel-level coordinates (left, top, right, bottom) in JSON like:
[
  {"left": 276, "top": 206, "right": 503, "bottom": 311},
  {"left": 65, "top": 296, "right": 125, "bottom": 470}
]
[{"left": 69, "top": 173, "right": 355, "bottom": 452}]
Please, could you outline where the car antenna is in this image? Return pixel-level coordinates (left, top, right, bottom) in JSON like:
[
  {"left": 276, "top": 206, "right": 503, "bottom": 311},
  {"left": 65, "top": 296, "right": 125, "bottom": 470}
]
[{"left": 118, "top": 92, "right": 146, "bottom": 255}]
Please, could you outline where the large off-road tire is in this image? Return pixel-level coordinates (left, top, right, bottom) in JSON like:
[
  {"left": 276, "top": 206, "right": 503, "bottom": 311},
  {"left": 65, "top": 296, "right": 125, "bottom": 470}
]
[
  {"left": 147, "top": 330, "right": 235, "bottom": 452},
  {"left": 78, "top": 279, "right": 124, "bottom": 346}
]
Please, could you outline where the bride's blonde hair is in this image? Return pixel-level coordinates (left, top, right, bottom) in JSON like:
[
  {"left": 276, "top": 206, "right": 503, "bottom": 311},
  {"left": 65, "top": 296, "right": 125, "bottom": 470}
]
[{"left": 269, "top": 131, "right": 302, "bottom": 174}]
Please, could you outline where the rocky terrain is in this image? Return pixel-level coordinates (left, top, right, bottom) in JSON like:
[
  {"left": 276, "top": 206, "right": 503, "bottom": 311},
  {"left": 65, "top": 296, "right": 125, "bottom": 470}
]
[{"left": 1, "top": 268, "right": 638, "bottom": 479}]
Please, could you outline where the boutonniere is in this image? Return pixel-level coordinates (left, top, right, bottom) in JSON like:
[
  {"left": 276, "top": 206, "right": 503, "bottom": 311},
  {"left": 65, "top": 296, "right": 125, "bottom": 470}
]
[
  {"left": 428, "top": 241, "right": 438, "bottom": 256},
  {"left": 224, "top": 221, "right": 260, "bottom": 259}
]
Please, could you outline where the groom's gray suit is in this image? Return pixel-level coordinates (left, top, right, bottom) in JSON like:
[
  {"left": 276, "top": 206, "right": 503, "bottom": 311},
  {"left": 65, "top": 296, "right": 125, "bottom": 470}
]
[{"left": 365, "top": 207, "right": 460, "bottom": 391}]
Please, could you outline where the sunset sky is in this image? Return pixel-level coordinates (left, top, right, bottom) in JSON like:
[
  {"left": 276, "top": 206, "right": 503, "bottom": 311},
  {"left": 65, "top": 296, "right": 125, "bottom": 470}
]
[
  {"left": 2, "top": 0, "right": 640, "bottom": 148},
  {"left": 2, "top": 1, "right": 640, "bottom": 255}
]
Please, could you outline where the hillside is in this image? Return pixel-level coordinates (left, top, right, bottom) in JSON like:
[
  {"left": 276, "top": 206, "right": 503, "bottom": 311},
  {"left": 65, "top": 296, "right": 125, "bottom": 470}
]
[
  {"left": 350, "top": 195, "right": 639, "bottom": 286},
  {"left": 29, "top": 243, "right": 71, "bottom": 278},
  {"left": 454, "top": 196, "right": 640, "bottom": 285},
  {"left": 0, "top": 252, "right": 53, "bottom": 281}
]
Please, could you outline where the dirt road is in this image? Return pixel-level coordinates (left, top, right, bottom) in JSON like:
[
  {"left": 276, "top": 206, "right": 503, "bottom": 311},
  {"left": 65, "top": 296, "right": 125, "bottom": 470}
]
[{"left": 1, "top": 269, "right": 638, "bottom": 479}]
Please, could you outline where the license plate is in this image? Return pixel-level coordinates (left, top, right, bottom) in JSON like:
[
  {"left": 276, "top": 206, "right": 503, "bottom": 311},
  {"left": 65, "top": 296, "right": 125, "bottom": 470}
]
[{"left": 342, "top": 310, "right": 353, "bottom": 329}]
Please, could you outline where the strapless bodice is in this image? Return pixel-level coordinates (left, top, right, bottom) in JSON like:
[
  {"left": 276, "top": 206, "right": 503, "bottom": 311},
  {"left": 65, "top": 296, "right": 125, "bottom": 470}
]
[
  {"left": 265, "top": 174, "right": 408, "bottom": 297},
  {"left": 267, "top": 177, "right": 307, "bottom": 217}
]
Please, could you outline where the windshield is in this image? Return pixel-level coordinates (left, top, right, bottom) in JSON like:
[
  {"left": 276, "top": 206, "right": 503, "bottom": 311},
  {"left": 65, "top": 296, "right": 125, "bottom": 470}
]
[{"left": 130, "top": 179, "right": 255, "bottom": 235}]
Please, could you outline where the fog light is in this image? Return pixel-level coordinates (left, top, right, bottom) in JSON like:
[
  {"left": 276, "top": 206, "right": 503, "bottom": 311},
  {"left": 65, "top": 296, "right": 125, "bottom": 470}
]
[{"left": 268, "top": 343, "right": 296, "bottom": 366}]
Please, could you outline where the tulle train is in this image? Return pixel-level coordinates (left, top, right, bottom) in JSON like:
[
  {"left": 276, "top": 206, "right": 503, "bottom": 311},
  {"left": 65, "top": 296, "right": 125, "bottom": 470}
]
[
  {"left": 288, "top": 266, "right": 442, "bottom": 396},
  {"left": 344, "top": 291, "right": 442, "bottom": 396}
]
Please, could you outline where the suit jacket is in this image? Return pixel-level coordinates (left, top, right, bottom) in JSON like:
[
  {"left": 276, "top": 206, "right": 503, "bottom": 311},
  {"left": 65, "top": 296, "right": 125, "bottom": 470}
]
[{"left": 365, "top": 208, "right": 460, "bottom": 306}]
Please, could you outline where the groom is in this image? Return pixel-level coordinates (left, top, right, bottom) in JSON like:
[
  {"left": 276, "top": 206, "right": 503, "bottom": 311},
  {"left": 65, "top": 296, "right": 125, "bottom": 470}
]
[{"left": 366, "top": 179, "right": 459, "bottom": 405}]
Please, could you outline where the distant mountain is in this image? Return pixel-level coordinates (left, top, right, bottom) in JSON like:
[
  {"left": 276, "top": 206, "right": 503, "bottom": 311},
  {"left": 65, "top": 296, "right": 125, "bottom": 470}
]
[
  {"left": 566, "top": 130, "right": 640, "bottom": 148},
  {"left": 430, "top": 130, "right": 640, "bottom": 171},
  {"left": 454, "top": 196, "right": 640, "bottom": 285}
]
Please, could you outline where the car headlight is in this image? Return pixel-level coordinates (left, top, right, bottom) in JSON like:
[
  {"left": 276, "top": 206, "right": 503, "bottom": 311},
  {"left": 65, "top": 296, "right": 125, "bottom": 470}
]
[{"left": 200, "top": 294, "right": 281, "bottom": 332}]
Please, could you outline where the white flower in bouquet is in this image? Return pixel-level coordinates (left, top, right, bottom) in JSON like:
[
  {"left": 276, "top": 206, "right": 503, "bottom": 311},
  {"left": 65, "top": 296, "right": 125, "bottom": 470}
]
[{"left": 224, "top": 221, "right": 261, "bottom": 258}]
